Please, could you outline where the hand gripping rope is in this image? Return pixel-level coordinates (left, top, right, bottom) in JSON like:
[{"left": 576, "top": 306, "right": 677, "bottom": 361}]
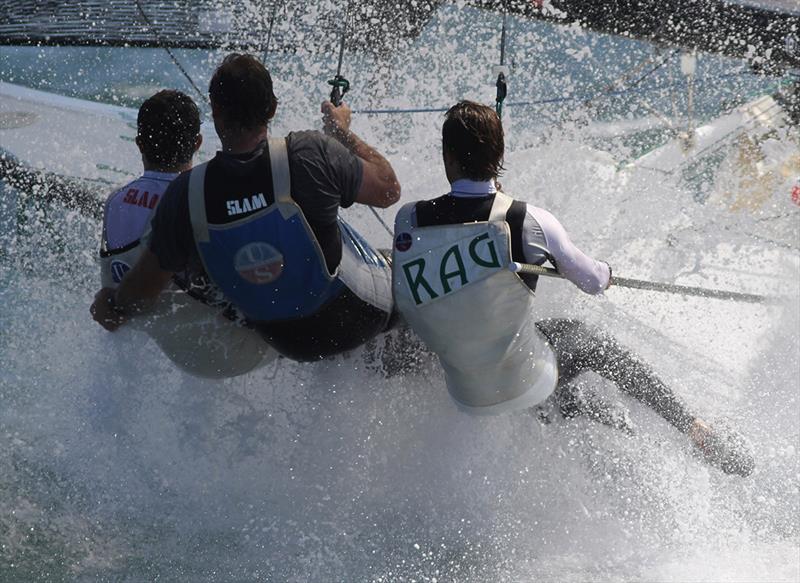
[{"left": 328, "top": 3, "right": 352, "bottom": 107}]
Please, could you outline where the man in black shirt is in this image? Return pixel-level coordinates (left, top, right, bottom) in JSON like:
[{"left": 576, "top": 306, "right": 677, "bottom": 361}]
[{"left": 91, "top": 53, "right": 400, "bottom": 361}]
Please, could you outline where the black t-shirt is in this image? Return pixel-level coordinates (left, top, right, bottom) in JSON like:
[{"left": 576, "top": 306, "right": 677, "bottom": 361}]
[{"left": 149, "top": 130, "right": 363, "bottom": 275}]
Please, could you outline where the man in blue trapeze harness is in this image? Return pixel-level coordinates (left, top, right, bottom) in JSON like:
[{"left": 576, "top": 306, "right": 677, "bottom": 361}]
[
  {"left": 97, "top": 89, "right": 274, "bottom": 378},
  {"left": 91, "top": 53, "right": 399, "bottom": 362},
  {"left": 392, "top": 100, "right": 755, "bottom": 477}
]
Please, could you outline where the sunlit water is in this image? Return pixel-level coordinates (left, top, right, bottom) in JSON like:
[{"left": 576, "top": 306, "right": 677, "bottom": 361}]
[{"left": 1, "top": 5, "right": 798, "bottom": 582}]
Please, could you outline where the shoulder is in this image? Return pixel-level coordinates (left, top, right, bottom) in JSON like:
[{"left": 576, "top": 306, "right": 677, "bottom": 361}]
[
  {"left": 159, "top": 170, "right": 191, "bottom": 203},
  {"left": 105, "top": 175, "right": 144, "bottom": 205},
  {"left": 286, "top": 130, "right": 328, "bottom": 156},
  {"left": 524, "top": 204, "right": 558, "bottom": 225},
  {"left": 152, "top": 170, "right": 192, "bottom": 224},
  {"left": 285, "top": 130, "right": 356, "bottom": 165}
]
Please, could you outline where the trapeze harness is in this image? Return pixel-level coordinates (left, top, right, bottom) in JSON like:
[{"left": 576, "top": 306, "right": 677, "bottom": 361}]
[
  {"left": 99, "top": 171, "right": 274, "bottom": 379},
  {"left": 187, "top": 137, "right": 393, "bottom": 361},
  {"left": 392, "top": 191, "right": 559, "bottom": 415},
  {"left": 100, "top": 170, "right": 177, "bottom": 288}
]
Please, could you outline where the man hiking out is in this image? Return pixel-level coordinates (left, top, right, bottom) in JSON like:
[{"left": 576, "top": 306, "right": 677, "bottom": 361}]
[
  {"left": 92, "top": 53, "right": 400, "bottom": 362},
  {"left": 392, "top": 100, "right": 754, "bottom": 477}
]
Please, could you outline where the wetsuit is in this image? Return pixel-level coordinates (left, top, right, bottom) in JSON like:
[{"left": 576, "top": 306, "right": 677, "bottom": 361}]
[
  {"left": 149, "top": 132, "right": 393, "bottom": 361},
  {"left": 398, "top": 178, "right": 694, "bottom": 432}
]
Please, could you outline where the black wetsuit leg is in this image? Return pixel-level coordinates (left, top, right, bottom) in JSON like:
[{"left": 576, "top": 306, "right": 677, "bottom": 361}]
[{"left": 535, "top": 319, "right": 695, "bottom": 433}]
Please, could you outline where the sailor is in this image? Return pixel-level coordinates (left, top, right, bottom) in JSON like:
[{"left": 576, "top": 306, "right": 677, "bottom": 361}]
[
  {"left": 392, "top": 100, "right": 754, "bottom": 477},
  {"left": 98, "top": 89, "right": 274, "bottom": 378},
  {"left": 91, "top": 53, "right": 399, "bottom": 361}
]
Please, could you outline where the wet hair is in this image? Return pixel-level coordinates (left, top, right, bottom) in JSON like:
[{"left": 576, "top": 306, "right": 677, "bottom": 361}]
[
  {"left": 137, "top": 90, "right": 200, "bottom": 169},
  {"left": 442, "top": 100, "right": 505, "bottom": 181},
  {"left": 209, "top": 53, "right": 278, "bottom": 130}
]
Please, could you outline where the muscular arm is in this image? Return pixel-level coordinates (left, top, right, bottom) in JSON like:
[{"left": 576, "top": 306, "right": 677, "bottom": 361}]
[
  {"left": 321, "top": 100, "right": 400, "bottom": 208},
  {"left": 525, "top": 205, "right": 611, "bottom": 294}
]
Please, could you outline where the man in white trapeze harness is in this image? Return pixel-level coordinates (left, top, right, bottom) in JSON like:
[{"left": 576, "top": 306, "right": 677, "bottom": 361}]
[
  {"left": 98, "top": 89, "right": 274, "bottom": 378},
  {"left": 91, "top": 54, "right": 399, "bottom": 362},
  {"left": 392, "top": 100, "right": 754, "bottom": 477}
]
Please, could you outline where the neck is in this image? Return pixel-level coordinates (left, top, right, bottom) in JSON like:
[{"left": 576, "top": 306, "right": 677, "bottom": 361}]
[
  {"left": 219, "top": 125, "right": 268, "bottom": 154},
  {"left": 449, "top": 177, "right": 497, "bottom": 197},
  {"left": 142, "top": 160, "right": 191, "bottom": 174}
]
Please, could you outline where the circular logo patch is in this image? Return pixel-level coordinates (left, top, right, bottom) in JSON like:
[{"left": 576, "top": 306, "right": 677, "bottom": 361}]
[
  {"left": 234, "top": 242, "right": 284, "bottom": 285},
  {"left": 395, "top": 232, "right": 412, "bottom": 252},
  {"left": 110, "top": 260, "right": 131, "bottom": 284}
]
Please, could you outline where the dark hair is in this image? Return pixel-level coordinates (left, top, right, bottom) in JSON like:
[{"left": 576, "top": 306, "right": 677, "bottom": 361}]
[
  {"left": 137, "top": 90, "right": 200, "bottom": 169},
  {"left": 442, "top": 100, "right": 505, "bottom": 181},
  {"left": 209, "top": 53, "right": 277, "bottom": 130}
]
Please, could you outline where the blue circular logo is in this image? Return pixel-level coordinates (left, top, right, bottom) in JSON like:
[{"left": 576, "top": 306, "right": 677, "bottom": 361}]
[
  {"left": 234, "top": 242, "right": 284, "bottom": 285},
  {"left": 395, "top": 232, "right": 412, "bottom": 252}
]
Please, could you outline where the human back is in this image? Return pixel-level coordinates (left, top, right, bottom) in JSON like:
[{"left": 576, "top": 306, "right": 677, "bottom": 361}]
[
  {"left": 145, "top": 54, "right": 400, "bottom": 361},
  {"left": 393, "top": 101, "right": 609, "bottom": 414},
  {"left": 99, "top": 89, "right": 274, "bottom": 378}
]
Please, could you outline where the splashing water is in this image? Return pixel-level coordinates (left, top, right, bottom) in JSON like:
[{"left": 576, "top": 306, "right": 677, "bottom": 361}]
[{"left": 1, "top": 4, "right": 798, "bottom": 582}]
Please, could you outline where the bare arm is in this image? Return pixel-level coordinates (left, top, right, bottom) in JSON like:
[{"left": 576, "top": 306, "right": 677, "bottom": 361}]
[
  {"left": 321, "top": 100, "right": 400, "bottom": 208},
  {"left": 90, "top": 248, "right": 174, "bottom": 331}
]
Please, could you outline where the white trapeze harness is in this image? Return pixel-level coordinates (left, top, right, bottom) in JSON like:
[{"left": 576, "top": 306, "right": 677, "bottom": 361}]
[
  {"left": 99, "top": 173, "right": 275, "bottom": 379},
  {"left": 392, "top": 192, "right": 558, "bottom": 415}
]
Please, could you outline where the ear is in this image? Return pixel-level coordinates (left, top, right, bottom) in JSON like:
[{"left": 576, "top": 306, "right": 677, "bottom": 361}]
[
  {"left": 267, "top": 99, "right": 277, "bottom": 122},
  {"left": 135, "top": 135, "right": 145, "bottom": 155},
  {"left": 194, "top": 133, "right": 203, "bottom": 153}
]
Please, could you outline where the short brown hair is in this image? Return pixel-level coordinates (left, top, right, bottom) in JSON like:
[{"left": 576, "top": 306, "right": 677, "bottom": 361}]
[
  {"left": 442, "top": 101, "right": 505, "bottom": 181},
  {"left": 209, "top": 53, "right": 277, "bottom": 130},
  {"left": 137, "top": 90, "right": 200, "bottom": 169}
]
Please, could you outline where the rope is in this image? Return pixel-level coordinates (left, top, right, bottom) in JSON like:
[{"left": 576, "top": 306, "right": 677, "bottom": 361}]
[
  {"left": 328, "top": 1, "right": 351, "bottom": 106},
  {"left": 353, "top": 70, "right": 757, "bottom": 116},
  {"left": 133, "top": 0, "right": 206, "bottom": 104},
  {"left": 509, "top": 262, "right": 776, "bottom": 304},
  {"left": 262, "top": 1, "right": 279, "bottom": 63},
  {"left": 368, "top": 207, "right": 394, "bottom": 237},
  {"left": 325, "top": 0, "right": 391, "bottom": 239}
]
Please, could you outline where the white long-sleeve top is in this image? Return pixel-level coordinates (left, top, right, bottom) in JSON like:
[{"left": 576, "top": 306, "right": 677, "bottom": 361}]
[{"left": 413, "top": 178, "right": 610, "bottom": 294}]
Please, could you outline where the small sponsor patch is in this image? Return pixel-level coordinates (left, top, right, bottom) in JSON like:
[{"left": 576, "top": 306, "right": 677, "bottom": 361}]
[
  {"left": 791, "top": 184, "right": 800, "bottom": 207},
  {"left": 234, "top": 242, "right": 284, "bottom": 285},
  {"left": 395, "top": 232, "right": 412, "bottom": 252},
  {"left": 110, "top": 260, "right": 131, "bottom": 284}
]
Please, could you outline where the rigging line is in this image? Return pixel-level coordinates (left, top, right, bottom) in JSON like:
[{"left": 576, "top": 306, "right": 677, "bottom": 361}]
[
  {"left": 326, "top": 1, "right": 392, "bottom": 238},
  {"left": 328, "top": 1, "right": 351, "bottom": 106},
  {"left": 579, "top": 47, "right": 678, "bottom": 127},
  {"left": 262, "top": 1, "right": 279, "bottom": 63},
  {"left": 133, "top": 0, "right": 206, "bottom": 104},
  {"left": 354, "top": 69, "right": 727, "bottom": 116},
  {"left": 510, "top": 262, "right": 775, "bottom": 304}
]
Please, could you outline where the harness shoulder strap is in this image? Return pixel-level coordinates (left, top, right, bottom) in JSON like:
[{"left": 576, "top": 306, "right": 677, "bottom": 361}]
[
  {"left": 268, "top": 137, "right": 292, "bottom": 204},
  {"left": 188, "top": 161, "right": 210, "bottom": 243},
  {"left": 394, "top": 201, "right": 417, "bottom": 233},
  {"left": 489, "top": 191, "right": 514, "bottom": 221}
]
